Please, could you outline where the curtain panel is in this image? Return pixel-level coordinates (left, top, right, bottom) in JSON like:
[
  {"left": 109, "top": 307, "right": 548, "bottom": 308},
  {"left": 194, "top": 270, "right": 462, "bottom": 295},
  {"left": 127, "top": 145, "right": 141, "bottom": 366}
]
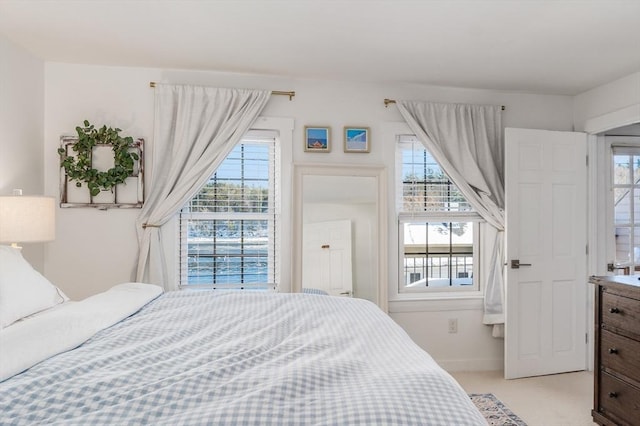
[
  {"left": 135, "top": 85, "right": 271, "bottom": 290},
  {"left": 396, "top": 101, "right": 505, "bottom": 332}
]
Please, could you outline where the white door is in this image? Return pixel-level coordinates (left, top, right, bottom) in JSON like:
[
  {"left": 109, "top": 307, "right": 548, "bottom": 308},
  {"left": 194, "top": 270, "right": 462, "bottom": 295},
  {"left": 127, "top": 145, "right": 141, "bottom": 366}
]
[
  {"left": 505, "top": 128, "right": 587, "bottom": 379},
  {"left": 302, "top": 220, "right": 353, "bottom": 296}
]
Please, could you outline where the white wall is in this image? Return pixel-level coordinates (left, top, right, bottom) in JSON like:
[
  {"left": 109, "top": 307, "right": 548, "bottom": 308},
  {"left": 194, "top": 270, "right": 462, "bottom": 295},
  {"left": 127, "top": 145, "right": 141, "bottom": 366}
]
[
  {"left": 43, "top": 64, "right": 159, "bottom": 299},
  {"left": 392, "top": 304, "right": 501, "bottom": 371},
  {"left": 0, "top": 35, "right": 45, "bottom": 269},
  {"left": 42, "top": 62, "right": 575, "bottom": 370}
]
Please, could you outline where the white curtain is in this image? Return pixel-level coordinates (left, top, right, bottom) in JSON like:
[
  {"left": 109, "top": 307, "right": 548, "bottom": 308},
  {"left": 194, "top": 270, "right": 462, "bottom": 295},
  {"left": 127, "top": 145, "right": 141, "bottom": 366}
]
[
  {"left": 135, "top": 84, "right": 271, "bottom": 290},
  {"left": 396, "top": 101, "right": 505, "bottom": 334}
]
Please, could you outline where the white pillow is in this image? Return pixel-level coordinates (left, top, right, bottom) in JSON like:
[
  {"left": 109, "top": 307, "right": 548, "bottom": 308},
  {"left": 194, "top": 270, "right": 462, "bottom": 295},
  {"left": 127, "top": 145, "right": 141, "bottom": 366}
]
[{"left": 0, "top": 245, "right": 67, "bottom": 329}]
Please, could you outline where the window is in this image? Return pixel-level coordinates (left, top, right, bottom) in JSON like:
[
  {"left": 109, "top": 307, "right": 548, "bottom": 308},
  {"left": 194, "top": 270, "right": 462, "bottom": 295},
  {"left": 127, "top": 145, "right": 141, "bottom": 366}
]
[
  {"left": 397, "top": 135, "right": 480, "bottom": 293},
  {"left": 611, "top": 145, "right": 640, "bottom": 273},
  {"left": 179, "top": 130, "right": 279, "bottom": 289}
]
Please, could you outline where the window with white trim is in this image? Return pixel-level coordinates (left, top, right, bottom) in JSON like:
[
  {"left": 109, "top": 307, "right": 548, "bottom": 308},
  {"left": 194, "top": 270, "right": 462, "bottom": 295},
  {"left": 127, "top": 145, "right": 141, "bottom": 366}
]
[
  {"left": 397, "top": 135, "right": 481, "bottom": 293},
  {"left": 611, "top": 144, "right": 640, "bottom": 273},
  {"left": 179, "top": 130, "right": 279, "bottom": 290}
]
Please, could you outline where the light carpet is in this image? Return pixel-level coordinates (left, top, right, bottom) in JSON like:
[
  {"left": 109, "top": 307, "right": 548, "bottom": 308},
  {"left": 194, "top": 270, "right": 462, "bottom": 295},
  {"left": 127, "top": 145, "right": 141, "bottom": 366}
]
[{"left": 470, "top": 393, "right": 527, "bottom": 426}]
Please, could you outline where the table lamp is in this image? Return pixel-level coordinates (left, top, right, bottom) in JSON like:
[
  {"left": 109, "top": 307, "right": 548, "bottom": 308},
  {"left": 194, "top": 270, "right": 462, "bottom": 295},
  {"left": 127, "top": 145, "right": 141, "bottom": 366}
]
[{"left": 0, "top": 190, "right": 56, "bottom": 249}]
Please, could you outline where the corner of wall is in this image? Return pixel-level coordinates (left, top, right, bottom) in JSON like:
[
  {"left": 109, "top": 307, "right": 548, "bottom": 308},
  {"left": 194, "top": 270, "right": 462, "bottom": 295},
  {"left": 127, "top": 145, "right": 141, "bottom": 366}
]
[{"left": 0, "top": 34, "right": 46, "bottom": 271}]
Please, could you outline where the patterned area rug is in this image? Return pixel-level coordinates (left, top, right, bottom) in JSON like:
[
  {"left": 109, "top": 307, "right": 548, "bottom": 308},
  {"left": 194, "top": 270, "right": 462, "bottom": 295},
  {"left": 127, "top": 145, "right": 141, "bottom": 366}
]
[{"left": 469, "top": 393, "right": 528, "bottom": 425}]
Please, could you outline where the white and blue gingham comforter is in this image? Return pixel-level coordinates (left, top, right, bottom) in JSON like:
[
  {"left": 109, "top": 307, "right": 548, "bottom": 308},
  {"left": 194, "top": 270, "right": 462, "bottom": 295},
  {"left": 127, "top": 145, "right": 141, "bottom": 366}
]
[{"left": 0, "top": 291, "right": 486, "bottom": 425}]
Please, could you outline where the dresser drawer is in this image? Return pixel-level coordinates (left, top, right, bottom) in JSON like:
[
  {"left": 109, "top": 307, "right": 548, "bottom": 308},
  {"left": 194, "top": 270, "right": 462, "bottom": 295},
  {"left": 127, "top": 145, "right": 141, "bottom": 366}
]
[
  {"left": 602, "top": 291, "right": 640, "bottom": 338},
  {"left": 601, "top": 329, "right": 640, "bottom": 384},
  {"left": 599, "top": 371, "right": 640, "bottom": 426}
]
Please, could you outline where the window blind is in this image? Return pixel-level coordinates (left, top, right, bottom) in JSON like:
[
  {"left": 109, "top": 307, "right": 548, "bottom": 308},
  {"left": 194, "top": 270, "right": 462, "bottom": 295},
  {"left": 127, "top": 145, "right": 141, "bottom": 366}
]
[
  {"left": 397, "top": 135, "right": 473, "bottom": 215},
  {"left": 179, "top": 130, "right": 279, "bottom": 289}
]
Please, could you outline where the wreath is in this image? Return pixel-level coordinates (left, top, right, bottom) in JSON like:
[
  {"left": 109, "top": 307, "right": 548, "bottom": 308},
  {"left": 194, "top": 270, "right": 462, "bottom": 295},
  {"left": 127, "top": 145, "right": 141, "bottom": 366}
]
[{"left": 58, "top": 120, "right": 139, "bottom": 197}]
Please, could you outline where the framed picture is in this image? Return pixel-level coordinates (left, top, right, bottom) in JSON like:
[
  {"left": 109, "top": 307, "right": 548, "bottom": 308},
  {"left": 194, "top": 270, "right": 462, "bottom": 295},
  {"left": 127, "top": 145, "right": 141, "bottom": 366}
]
[
  {"left": 344, "top": 127, "right": 370, "bottom": 153},
  {"left": 304, "top": 126, "right": 331, "bottom": 152}
]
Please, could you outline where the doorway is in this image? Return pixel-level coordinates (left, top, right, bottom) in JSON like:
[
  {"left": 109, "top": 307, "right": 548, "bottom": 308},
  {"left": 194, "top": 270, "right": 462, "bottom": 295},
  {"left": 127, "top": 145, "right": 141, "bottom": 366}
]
[
  {"left": 606, "top": 138, "right": 640, "bottom": 275},
  {"left": 588, "top": 122, "right": 640, "bottom": 371}
]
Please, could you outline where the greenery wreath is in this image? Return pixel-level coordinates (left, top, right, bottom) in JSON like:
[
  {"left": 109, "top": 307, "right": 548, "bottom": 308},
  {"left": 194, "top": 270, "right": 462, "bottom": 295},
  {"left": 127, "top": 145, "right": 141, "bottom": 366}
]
[{"left": 58, "top": 120, "right": 139, "bottom": 197}]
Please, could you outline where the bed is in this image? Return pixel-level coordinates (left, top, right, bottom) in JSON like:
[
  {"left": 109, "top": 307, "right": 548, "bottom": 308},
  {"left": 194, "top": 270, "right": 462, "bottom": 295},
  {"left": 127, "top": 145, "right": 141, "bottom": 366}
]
[{"left": 0, "top": 246, "right": 486, "bottom": 425}]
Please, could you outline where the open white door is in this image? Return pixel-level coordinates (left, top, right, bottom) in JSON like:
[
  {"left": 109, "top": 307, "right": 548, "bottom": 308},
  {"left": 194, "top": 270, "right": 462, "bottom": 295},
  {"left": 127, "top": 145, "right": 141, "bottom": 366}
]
[{"left": 505, "top": 128, "right": 587, "bottom": 379}]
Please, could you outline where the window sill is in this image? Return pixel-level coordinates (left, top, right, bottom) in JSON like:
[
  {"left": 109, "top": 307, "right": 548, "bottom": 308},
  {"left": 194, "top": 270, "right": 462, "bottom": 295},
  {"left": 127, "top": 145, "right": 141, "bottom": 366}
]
[{"left": 388, "top": 295, "right": 484, "bottom": 313}]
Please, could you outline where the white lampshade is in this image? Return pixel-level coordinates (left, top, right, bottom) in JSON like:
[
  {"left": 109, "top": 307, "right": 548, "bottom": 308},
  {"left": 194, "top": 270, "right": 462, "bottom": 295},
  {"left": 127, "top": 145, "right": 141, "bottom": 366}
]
[{"left": 0, "top": 195, "right": 56, "bottom": 246}]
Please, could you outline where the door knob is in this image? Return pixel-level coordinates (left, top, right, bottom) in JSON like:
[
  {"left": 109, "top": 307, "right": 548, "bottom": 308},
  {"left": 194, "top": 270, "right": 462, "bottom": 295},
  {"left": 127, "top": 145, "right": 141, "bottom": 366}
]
[
  {"left": 607, "top": 263, "right": 630, "bottom": 273},
  {"left": 510, "top": 259, "right": 532, "bottom": 269}
]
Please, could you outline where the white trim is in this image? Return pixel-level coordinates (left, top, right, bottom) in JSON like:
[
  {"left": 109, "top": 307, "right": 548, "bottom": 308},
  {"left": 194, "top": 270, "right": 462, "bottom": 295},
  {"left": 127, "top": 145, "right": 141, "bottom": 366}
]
[
  {"left": 256, "top": 117, "right": 293, "bottom": 293},
  {"left": 383, "top": 122, "right": 412, "bottom": 303},
  {"left": 388, "top": 297, "right": 483, "bottom": 313},
  {"left": 437, "top": 357, "right": 503, "bottom": 373},
  {"left": 398, "top": 212, "right": 484, "bottom": 221},
  {"left": 586, "top": 133, "right": 599, "bottom": 373},
  {"left": 292, "top": 163, "right": 388, "bottom": 311},
  {"left": 583, "top": 103, "right": 640, "bottom": 135}
]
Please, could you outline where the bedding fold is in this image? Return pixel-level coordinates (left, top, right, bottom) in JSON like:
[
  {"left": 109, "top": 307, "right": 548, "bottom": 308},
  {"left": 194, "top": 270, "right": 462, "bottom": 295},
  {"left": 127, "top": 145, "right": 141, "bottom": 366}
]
[{"left": 0, "top": 282, "right": 162, "bottom": 382}]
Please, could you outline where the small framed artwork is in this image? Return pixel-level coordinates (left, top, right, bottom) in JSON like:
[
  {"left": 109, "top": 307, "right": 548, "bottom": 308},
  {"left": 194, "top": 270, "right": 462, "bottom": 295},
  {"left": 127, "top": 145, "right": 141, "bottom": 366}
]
[
  {"left": 344, "top": 127, "right": 370, "bottom": 153},
  {"left": 304, "top": 126, "right": 331, "bottom": 152}
]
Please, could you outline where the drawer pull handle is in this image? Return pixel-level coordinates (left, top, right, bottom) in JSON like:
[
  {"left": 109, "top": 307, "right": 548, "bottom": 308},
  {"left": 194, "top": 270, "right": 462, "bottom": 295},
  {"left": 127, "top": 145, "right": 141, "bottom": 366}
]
[
  {"left": 608, "top": 391, "right": 618, "bottom": 398},
  {"left": 608, "top": 348, "right": 618, "bottom": 354},
  {"left": 609, "top": 307, "right": 621, "bottom": 314}
]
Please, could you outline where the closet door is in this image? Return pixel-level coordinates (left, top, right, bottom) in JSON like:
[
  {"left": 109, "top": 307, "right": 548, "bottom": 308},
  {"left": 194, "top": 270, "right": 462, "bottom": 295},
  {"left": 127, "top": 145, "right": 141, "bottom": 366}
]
[{"left": 303, "top": 220, "right": 353, "bottom": 297}]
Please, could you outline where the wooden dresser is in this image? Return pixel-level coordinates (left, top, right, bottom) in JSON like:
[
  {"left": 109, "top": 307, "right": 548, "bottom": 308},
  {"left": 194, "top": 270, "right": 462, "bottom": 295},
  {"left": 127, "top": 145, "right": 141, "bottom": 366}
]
[{"left": 590, "top": 275, "right": 640, "bottom": 426}]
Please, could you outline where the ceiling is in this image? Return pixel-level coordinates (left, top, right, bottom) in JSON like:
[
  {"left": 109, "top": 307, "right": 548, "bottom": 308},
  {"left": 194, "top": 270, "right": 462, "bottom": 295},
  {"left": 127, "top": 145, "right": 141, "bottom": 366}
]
[{"left": 0, "top": 0, "right": 639, "bottom": 96}]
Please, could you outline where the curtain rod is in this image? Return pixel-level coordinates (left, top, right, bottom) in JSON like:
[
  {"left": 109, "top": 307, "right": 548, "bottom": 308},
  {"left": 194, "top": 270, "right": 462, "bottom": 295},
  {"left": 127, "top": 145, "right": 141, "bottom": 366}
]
[
  {"left": 384, "top": 98, "right": 505, "bottom": 111},
  {"left": 149, "top": 82, "right": 295, "bottom": 100}
]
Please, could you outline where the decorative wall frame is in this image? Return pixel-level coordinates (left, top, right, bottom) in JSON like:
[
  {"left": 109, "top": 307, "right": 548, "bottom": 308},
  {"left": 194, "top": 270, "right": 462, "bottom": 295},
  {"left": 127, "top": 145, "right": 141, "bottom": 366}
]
[
  {"left": 344, "top": 127, "right": 370, "bottom": 153},
  {"left": 59, "top": 136, "right": 144, "bottom": 209},
  {"left": 304, "top": 126, "right": 331, "bottom": 152}
]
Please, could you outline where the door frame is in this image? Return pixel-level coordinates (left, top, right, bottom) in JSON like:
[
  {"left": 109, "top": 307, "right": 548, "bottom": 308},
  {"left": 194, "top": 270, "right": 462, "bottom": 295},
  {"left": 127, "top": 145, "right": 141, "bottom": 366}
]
[
  {"left": 292, "top": 163, "right": 388, "bottom": 311},
  {"left": 588, "top": 134, "right": 640, "bottom": 371},
  {"left": 585, "top": 106, "right": 640, "bottom": 372}
]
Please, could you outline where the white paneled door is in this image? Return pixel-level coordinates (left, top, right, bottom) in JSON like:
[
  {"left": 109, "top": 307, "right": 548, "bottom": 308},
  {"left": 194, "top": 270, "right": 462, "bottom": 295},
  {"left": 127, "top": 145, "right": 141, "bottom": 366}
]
[
  {"left": 505, "top": 128, "right": 587, "bottom": 379},
  {"left": 302, "top": 219, "right": 353, "bottom": 297}
]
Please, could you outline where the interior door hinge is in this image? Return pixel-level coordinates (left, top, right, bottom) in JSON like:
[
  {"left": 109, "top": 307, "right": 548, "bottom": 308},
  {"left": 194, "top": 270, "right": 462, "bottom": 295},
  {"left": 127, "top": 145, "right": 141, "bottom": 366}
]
[
  {"left": 586, "top": 155, "right": 589, "bottom": 167},
  {"left": 586, "top": 244, "right": 589, "bottom": 255},
  {"left": 585, "top": 333, "right": 588, "bottom": 344}
]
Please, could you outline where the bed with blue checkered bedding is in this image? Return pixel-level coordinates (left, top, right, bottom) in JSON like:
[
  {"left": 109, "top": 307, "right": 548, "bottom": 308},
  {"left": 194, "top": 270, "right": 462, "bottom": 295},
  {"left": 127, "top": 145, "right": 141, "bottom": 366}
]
[{"left": 0, "top": 290, "right": 486, "bottom": 425}]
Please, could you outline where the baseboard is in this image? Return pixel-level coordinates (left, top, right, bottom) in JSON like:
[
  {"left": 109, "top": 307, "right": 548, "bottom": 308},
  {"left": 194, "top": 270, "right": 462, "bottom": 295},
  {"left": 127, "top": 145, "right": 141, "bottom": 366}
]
[{"left": 437, "top": 358, "right": 503, "bottom": 372}]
